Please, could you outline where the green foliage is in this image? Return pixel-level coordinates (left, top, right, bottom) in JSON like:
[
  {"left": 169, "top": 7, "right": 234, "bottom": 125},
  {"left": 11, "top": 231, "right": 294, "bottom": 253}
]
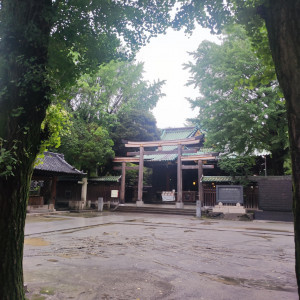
[
  {"left": 284, "top": 156, "right": 292, "bottom": 175},
  {"left": 111, "top": 108, "right": 160, "bottom": 157},
  {"left": 218, "top": 155, "right": 255, "bottom": 177},
  {"left": 69, "top": 60, "right": 164, "bottom": 125},
  {"left": 47, "top": 0, "right": 176, "bottom": 93},
  {"left": 0, "top": 138, "right": 18, "bottom": 178},
  {"left": 124, "top": 165, "right": 153, "bottom": 186},
  {"left": 40, "top": 104, "right": 71, "bottom": 152},
  {"left": 173, "top": 0, "right": 231, "bottom": 34},
  {"left": 185, "top": 25, "right": 289, "bottom": 174},
  {"left": 59, "top": 118, "right": 114, "bottom": 175},
  {"left": 58, "top": 60, "right": 162, "bottom": 173}
]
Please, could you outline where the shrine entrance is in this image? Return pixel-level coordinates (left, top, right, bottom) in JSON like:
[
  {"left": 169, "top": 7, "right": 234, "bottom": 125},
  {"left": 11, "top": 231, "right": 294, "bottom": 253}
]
[{"left": 113, "top": 136, "right": 218, "bottom": 207}]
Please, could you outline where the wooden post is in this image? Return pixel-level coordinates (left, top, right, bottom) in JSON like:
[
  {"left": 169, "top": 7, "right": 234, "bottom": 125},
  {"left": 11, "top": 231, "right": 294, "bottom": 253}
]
[
  {"left": 177, "top": 144, "right": 182, "bottom": 203},
  {"left": 198, "top": 160, "right": 204, "bottom": 204},
  {"left": 137, "top": 146, "right": 144, "bottom": 203},
  {"left": 51, "top": 176, "right": 57, "bottom": 209},
  {"left": 120, "top": 162, "right": 126, "bottom": 204}
]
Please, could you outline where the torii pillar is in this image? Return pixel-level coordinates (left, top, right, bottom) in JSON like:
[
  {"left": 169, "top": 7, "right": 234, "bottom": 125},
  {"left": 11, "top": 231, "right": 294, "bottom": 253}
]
[
  {"left": 136, "top": 146, "right": 144, "bottom": 206},
  {"left": 176, "top": 144, "right": 184, "bottom": 208},
  {"left": 120, "top": 162, "right": 126, "bottom": 204},
  {"left": 198, "top": 160, "right": 204, "bottom": 204}
]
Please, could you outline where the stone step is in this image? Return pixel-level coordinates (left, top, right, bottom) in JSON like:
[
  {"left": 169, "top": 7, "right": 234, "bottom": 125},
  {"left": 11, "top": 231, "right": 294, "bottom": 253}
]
[{"left": 113, "top": 205, "right": 197, "bottom": 216}]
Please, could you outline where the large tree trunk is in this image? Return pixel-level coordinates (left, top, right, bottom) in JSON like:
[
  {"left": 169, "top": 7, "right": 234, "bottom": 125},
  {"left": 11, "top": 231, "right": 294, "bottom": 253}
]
[
  {"left": 263, "top": 0, "right": 300, "bottom": 293},
  {"left": 0, "top": 1, "right": 52, "bottom": 298},
  {"left": 269, "top": 147, "right": 288, "bottom": 175}
]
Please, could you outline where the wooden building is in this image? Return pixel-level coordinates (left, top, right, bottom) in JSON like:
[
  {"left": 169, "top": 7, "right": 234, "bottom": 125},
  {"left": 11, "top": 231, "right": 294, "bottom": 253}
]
[{"left": 29, "top": 152, "right": 85, "bottom": 211}]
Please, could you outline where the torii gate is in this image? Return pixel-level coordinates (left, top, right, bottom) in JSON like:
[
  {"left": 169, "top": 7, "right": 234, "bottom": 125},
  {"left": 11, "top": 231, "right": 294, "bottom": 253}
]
[{"left": 113, "top": 136, "right": 218, "bottom": 206}]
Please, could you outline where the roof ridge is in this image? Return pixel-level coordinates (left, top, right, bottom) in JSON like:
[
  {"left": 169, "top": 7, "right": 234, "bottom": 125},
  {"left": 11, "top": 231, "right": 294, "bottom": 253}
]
[{"left": 55, "top": 153, "right": 75, "bottom": 170}]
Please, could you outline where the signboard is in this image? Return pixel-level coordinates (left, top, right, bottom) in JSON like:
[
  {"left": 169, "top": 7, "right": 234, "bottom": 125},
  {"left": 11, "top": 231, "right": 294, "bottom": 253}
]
[
  {"left": 216, "top": 185, "right": 243, "bottom": 204},
  {"left": 162, "top": 191, "right": 175, "bottom": 202},
  {"left": 111, "top": 190, "right": 119, "bottom": 198}
]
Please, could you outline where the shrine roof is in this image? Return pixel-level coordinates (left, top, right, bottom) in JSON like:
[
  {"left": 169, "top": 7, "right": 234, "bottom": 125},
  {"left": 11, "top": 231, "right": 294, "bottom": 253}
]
[
  {"left": 160, "top": 126, "right": 199, "bottom": 141},
  {"left": 202, "top": 176, "right": 240, "bottom": 182},
  {"left": 89, "top": 176, "right": 121, "bottom": 182},
  {"left": 145, "top": 126, "right": 204, "bottom": 162},
  {"left": 34, "top": 152, "right": 85, "bottom": 176}
]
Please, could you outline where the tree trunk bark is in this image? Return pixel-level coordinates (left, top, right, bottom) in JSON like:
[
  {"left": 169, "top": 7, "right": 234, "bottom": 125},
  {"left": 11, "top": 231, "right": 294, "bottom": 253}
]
[
  {"left": 0, "top": 1, "right": 52, "bottom": 298},
  {"left": 270, "top": 147, "right": 288, "bottom": 175},
  {"left": 263, "top": 0, "right": 300, "bottom": 293}
]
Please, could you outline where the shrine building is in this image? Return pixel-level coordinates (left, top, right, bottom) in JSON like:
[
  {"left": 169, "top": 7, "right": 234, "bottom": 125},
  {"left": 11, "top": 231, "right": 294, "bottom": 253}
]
[{"left": 113, "top": 126, "right": 219, "bottom": 207}]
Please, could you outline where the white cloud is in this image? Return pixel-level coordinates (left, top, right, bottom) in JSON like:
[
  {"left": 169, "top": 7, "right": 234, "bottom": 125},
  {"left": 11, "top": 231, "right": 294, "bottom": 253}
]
[{"left": 136, "top": 24, "right": 221, "bottom": 129}]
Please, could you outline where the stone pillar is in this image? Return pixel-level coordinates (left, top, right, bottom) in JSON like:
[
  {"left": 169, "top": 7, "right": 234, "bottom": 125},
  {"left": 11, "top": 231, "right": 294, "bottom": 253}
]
[
  {"left": 137, "top": 146, "right": 144, "bottom": 205},
  {"left": 81, "top": 177, "right": 88, "bottom": 208}
]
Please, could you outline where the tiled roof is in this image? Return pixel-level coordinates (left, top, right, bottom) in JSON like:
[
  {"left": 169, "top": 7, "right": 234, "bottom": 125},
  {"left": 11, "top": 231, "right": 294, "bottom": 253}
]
[
  {"left": 34, "top": 152, "right": 85, "bottom": 176},
  {"left": 89, "top": 176, "right": 121, "bottom": 182},
  {"left": 202, "top": 176, "right": 243, "bottom": 182},
  {"left": 160, "top": 126, "right": 198, "bottom": 141},
  {"left": 146, "top": 126, "right": 204, "bottom": 162}
]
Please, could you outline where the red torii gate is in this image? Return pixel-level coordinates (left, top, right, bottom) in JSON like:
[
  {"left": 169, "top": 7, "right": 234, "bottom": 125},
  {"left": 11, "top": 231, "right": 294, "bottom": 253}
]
[{"left": 113, "top": 136, "right": 218, "bottom": 206}]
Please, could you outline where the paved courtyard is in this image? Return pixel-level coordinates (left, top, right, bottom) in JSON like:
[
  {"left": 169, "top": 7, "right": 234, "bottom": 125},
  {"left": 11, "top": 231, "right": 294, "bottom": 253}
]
[{"left": 24, "top": 212, "right": 297, "bottom": 300}]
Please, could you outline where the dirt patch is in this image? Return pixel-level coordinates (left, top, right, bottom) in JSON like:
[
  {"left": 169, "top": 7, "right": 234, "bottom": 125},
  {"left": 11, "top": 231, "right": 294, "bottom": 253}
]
[
  {"left": 25, "top": 269, "right": 173, "bottom": 300},
  {"left": 24, "top": 238, "right": 50, "bottom": 246}
]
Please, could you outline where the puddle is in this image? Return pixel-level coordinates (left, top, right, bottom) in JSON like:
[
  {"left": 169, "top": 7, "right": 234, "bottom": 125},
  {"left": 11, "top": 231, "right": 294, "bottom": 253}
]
[
  {"left": 198, "top": 272, "right": 296, "bottom": 292},
  {"left": 57, "top": 253, "right": 78, "bottom": 259},
  {"left": 103, "top": 232, "right": 119, "bottom": 236},
  {"left": 26, "top": 216, "right": 68, "bottom": 223},
  {"left": 60, "top": 223, "right": 112, "bottom": 234},
  {"left": 24, "top": 237, "right": 50, "bottom": 246},
  {"left": 201, "top": 221, "right": 217, "bottom": 225},
  {"left": 243, "top": 233, "right": 273, "bottom": 240},
  {"left": 125, "top": 219, "right": 145, "bottom": 223},
  {"left": 67, "top": 212, "right": 109, "bottom": 218},
  {"left": 243, "top": 227, "right": 291, "bottom": 233}
]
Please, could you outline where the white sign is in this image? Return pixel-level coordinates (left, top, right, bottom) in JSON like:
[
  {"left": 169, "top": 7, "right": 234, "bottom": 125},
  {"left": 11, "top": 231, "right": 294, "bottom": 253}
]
[
  {"left": 162, "top": 191, "right": 175, "bottom": 202},
  {"left": 111, "top": 190, "right": 119, "bottom": 198}
]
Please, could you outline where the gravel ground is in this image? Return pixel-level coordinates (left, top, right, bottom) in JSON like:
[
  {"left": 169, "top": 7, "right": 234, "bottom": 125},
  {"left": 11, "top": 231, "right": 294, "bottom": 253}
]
[{"left": 24, "top": 212, "right": 297, "bottom": 300}]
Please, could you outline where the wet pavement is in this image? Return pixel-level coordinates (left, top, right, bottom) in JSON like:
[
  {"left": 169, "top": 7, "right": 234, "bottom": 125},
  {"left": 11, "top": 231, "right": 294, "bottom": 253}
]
[{"left": 24, "top": 212, "right": 297, "bottom": 300}]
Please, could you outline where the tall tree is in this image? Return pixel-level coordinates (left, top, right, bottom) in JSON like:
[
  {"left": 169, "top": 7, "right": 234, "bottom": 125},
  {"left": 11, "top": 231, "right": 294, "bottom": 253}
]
[
  {"left": 59, "top": 118, "right": 114, "bottom": 176},
  {"left": 59, "top": 60, "right": 163, "bottom": 174},
  {"left": 68, "top": 60, "right": 164, "bottom": 128},
  {"left": 0, "top": 1, "right": 173, "bottom": 297},
  {"left": 185, "top": 25, "right": 288, "bottom": 175},
  {"left": 111, "top": 108, "right": 160, "bottom": 157}
]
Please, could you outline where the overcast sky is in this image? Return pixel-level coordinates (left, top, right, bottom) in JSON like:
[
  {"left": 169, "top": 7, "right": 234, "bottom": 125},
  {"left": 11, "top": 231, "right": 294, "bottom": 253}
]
[{"left": 136, "top": 25, "right": 221, "bottom": 129}]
